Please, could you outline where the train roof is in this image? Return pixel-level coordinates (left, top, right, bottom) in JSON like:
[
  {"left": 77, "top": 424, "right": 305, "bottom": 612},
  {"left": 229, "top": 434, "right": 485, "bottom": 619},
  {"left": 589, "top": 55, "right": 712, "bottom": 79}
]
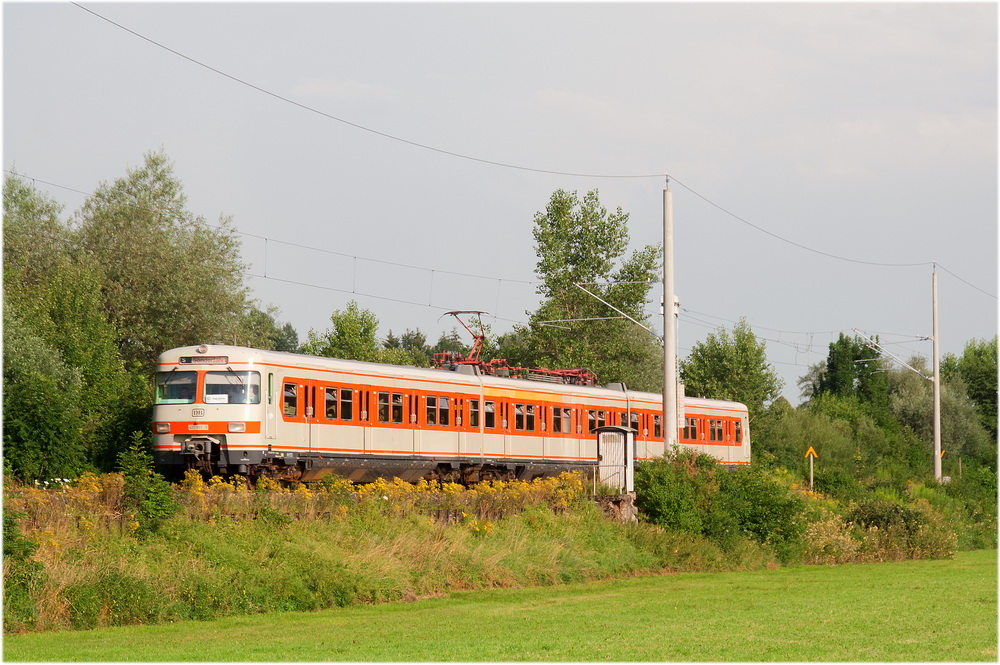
[{"left": 156, "top": 344, "right": 748, "bottom": 412}]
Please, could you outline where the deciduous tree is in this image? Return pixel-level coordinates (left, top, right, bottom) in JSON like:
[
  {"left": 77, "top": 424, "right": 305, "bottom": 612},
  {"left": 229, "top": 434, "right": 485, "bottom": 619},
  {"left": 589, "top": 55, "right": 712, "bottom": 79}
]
[
  {"left": 817, "top": 333, "right": 889, "bottom": 416},
  {"left": 942, "top": 336, "right": 997, "bottom": 440},
  {"left": 506, "top": 189, "right": 662, "bottom": 390},
  {"left": 3, "top": 172, "right": 139, "bottom": 474},
  {"left": 679, "top": 318, "right": 782, "bottom": 419},
  {"left": 303, "top": 300, "right": 425, "bottom": 366},
  {"left": 75, "top": 151, "right": 249, "bottom": 371}
]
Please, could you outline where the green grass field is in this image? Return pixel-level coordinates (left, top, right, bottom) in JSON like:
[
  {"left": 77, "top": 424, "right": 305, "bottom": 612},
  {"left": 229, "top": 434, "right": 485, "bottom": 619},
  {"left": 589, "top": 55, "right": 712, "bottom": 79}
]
[{"left": 5, "top": 550, "right": 996, "bottom": 662}]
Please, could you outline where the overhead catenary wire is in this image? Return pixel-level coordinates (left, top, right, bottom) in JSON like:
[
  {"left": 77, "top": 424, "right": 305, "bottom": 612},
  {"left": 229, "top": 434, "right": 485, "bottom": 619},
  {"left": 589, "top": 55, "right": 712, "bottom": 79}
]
[
  {"left": 70, "top": 2, "right": 660, "bottom": 181},
  {"left": 6, "top": 165, "right": 995, "bottom": 346},
  {"left": 3, "top": 163, "right": 967, "bottom": 379},
  {"left": 8, "top": 161, "right": 995, "bottom": 307},
  {"left": 64, "top": 4, "right": 999, "bottom": 296}
]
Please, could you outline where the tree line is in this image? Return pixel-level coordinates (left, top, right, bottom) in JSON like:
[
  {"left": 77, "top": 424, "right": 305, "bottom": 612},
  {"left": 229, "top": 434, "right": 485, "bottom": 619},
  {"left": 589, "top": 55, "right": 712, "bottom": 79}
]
[{"left": 3, "top": 151, "right": 996, "bottom": 498}]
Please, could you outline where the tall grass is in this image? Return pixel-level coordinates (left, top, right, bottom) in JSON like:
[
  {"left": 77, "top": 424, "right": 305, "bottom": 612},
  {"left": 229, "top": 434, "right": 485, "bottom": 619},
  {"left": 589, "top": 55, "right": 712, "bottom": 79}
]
[
  {"left": 4, "top": 471, "right": 760, "bottom": 633},
  {"left": 3, "top": 462, "right": 990, "bottom": 636}
]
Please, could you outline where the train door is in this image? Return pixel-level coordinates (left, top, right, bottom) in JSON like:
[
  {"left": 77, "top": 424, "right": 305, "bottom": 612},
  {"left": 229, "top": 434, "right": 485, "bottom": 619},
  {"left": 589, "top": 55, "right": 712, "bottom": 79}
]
[
  {"left": 464, "top": 397, "right": 483, "bottom": 458},
  {"left": 457, "top": 397, "right": 469, "bottom": 456},
  {"left": 305, "top": 382, "right": 319, "bottom": 453},
  {"left": 540, "top": 402, "right": 549, "bottom": 461},
  {"left": 407, "top": 392, "right": 419, "bottom": 454},
  {"left": 297, "top": 380, "right": 323, "bottom": 453},
  {"left": 501, "top": 401, "right": 511, "bottom": 457},
  {"left": 408, "top": 392, "right": 418, "bottom": 454},
  {"left": 266, "top": 373, "right": 277, "bottom": 441},
  {"left": 360, "top": 386, "right": 373, "bottom": 453},
  {"left": 280, "top": 377, "right": 313, "bottom": 452}
]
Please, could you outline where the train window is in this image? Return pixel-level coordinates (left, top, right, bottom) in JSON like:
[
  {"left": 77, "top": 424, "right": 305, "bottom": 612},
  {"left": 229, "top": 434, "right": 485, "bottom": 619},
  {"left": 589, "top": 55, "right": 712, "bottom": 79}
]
[
  {"left": 630, "top": 412, "right": 639, "bottom": 431},
  {"left": 392, "top": 393, "right": 404, "bottom": 424},
  {"left": 597, "top": 410, "right": 606, "bottom": 428},
  {"left": 526, "top": 405, "right": 536, "bottom": 431},
  {"left": 514, "top": 404, "right": 525, "bottom": 430},
  {"left": 587, "top": 410, "right": 596, "bottom": 433},
  {"left": 283, "top": 383, "right": 297, "bottom": 417},
  {"left": 340, "top": 388, "right": 353, "bottom": 421},
  {"left": 325, "top": 388, "right": 338, "bottom": 419},
  {"left": 439, "top": 397, "right": 450, "bottom": 426},
  {"left": 653, "top": 414, "right": 661, "bottom": 438},
  {"left": 377, "top": 392, "right": 390, "bottom": 423},
  {"left": 619, "top": 412, "right": 627, "bottom": 427},
  {"left": 734, "top": 420, "right": 742, "bottom": 443},
  {"left": 684, "top": 417, "right": 699, "bottom": 441},
  {"left": 552, "top": 407, "right": 562, "bottom": 433},
  {"left": 561, "top": 408, "right": 572, "bottom": 434},
  {"left": 426, "top": 396, "right": 437, "bottom": 425},
  {"left": 204, "top": 371, "right": 261, "bottom": 404},
  {"left": 155, "top": 371, "right": 197, "bottom": 404},
  {"left": 484, "top": 401, "right": 496, "bottom": 429},
  {"left": 709, "top": 419, "right": 723, "bottom": 442},
  {"left": 470, "top": 399, "right": 480, "bottom": 428}
]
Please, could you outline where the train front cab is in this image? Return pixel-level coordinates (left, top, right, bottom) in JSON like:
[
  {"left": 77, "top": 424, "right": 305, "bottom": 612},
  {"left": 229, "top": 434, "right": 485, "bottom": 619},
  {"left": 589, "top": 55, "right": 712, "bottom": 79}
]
[{"left": 152, "top": 347, "right": 266, "bottom": 476}]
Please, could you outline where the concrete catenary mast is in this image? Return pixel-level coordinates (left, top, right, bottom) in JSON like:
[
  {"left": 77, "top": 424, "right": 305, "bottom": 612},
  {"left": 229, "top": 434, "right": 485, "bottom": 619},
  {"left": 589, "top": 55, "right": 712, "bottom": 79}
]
[{"left": 663, "top": 179, "right": 678, "bottom": 448}]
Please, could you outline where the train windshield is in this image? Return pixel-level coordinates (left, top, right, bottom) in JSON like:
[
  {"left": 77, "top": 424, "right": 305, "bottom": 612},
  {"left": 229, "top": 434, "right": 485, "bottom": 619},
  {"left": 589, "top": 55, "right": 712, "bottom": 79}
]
[
  {"left": 155, "top": 371, "right": 197, "bottom": 404},
  {"left": 204, "top": 370, "right": 261, "bottom": 404}
]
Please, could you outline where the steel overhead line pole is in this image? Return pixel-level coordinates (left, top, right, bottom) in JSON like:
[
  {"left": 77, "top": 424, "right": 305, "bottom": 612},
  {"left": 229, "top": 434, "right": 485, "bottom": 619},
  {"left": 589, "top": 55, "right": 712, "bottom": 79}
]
[{"left": 663, "top": 180, "right": 678, "bottom": 449}]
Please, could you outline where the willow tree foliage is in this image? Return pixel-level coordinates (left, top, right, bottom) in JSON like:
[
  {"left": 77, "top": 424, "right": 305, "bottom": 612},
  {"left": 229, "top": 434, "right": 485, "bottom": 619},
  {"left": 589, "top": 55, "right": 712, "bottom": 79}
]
[
  {"left": 75, "top": 151, "right": 249, "bottom": 371},
  {"left": 499, "top": 189, "right": 662, "bottom": 390},
  {"left": 942, "top": 336, "right": 998, "bottom": 440},
  {"left": 889, "top": 356, "right": 995, "bottom": 470},
  {"left": 679, "top": 318, "right": 782, "bottom": 419}
]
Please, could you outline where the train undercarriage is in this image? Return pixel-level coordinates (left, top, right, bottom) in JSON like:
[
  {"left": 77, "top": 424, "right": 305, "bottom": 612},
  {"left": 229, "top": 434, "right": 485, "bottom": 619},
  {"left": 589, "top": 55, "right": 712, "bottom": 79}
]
[{"left": 171, "top": 433, "right": 591, "bottom": 486}]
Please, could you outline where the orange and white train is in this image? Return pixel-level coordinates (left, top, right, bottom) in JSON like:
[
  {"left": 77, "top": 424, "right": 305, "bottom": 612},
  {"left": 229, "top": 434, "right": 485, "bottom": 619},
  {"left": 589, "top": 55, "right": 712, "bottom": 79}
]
[{"left": 152, "top": 344, "right": 750, "bottom": 483}]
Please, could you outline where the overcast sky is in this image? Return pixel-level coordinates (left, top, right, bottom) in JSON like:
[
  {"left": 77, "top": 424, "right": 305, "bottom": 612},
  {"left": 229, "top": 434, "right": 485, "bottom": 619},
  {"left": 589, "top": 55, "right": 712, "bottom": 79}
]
[{"left": 4, "top": 1, "right": 997, "bottom": 403}]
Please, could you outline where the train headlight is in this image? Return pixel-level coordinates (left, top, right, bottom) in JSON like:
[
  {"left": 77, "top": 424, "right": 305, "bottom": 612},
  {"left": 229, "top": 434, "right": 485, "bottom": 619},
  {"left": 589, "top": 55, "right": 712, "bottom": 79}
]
[
  {"left": 155, "top": 422, "right": 171, "bottom": 434},
  {"left": 228, "top": 422, "right": 247, "bottom": 433}
]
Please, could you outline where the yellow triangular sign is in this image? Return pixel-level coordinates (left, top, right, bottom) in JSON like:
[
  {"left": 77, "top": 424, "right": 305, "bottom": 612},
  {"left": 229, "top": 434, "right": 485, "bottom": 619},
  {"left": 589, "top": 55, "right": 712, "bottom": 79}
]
[{"left": 804, "top": 446, "right": 819, "bottom": 458}]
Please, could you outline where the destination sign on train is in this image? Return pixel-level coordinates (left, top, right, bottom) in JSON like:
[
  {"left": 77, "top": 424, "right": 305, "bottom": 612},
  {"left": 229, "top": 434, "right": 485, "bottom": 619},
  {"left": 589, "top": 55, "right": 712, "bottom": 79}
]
[{"left": 178, "top": 355, "right": 229, "bottom": 365}]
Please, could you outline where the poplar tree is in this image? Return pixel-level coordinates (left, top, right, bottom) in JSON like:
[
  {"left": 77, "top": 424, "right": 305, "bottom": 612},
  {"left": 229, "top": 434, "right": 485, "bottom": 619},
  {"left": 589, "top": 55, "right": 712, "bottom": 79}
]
[{"left": 501, "top": 189, "right": 662, "bottom": 390}]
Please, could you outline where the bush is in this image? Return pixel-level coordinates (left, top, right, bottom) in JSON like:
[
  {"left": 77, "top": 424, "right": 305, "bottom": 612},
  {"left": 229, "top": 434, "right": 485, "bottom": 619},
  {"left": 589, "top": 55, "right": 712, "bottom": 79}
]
[
  {"left": 812, "top": 465, "right": 864, "bottom": 501},
  {"left": 713, "top": 465, "right": 806, "bottom": 562},
  {"left": 846, "top": 498, "right": 922, "bottom": 533},
  {"left": 802, "top": 513, "right": 860, "bottom": 565},
  {"left": 118, "top": 432, "right": 179, "bottom": 537},
  {"left": 635, "top": 451, "right": 806, "bottom": 563},
  {"left": 846, "top": 497, "right": 956, "bottom": 561},
  {"left": 634, "top": 450, "right": 719, "bottom": 535},
  {"left": 2, "top": 313, "right": 88, "bottom": 482}
]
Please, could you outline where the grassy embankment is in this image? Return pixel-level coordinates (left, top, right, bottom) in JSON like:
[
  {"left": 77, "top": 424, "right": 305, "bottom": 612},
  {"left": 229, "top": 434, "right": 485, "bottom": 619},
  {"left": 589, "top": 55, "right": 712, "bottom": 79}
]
[
  {"left": 4, "top": 550, "right": 996, "bottom": 661},
  {"left": 3, "top": 464, "right": 984, "bottom": 638}
]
